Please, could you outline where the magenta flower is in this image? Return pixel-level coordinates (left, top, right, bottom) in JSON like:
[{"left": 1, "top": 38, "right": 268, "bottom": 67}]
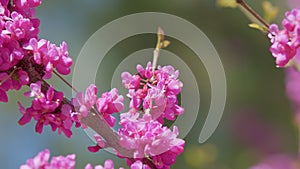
[
  {"left": 13, "top": 0, "right": 42, "bottom": 18},
  {"left": 4, "top": 11, "right": 37, "bottom": 40},
  {"left": 23, "top": 38, "right": 73, "bottom": 79},
  {"left": 96, "top": 88, "right": 124, "bottom": 127},
  {"left": 0, "top": 69, "right": 29, "bottom": 102},
  {"left": 137, "top": 62, "right": 153, "bottom": 79},
  {"left": 119, "top": 114, "right": 184, "bottom": 168},
  {"left": 130, "top": 160, "right": 151, "bottom": 169},
  {"left": 73, "top": 85, "right": 124, "bottom": 127},
  {"left": 121, "top": 62, "right": 184, "bottom": 123},
  {"left": 121, "top": 72, "right": 141, "bottom": 89},
  {"left": 87, "top": 134, "right": 106, "bottom": 153},
  {"left": 19, "top": 81, "right": 76, "bottom": 138},
  {"left": 85, "top": 159, "right": 125, "bottom": 169},
  {"left": 23, "top": 38, "right": 47, "bottom": 64},
  {"left": 20, "top": 149, "right": 50, "bottom": 169},
  {"left": 20, "top": 149, "right": 76, "bottom": 169},
  {"left": 0, "top": 0, "right": 71, "bottom": 104},
  {"left": 268, "top": 7, "right": 300, "bottom": 67},
  {"left": 48, "top": 154, "right": 76, "bottom": 169},
  {"left": 72, "top": 84, "right": 98, "bottom": 117}
]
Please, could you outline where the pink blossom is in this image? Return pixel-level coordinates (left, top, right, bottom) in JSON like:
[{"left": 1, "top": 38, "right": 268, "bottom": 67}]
[
  {"left": 96, "top": 88, "right": 124, "bottom": 127},
  {"left": 13, "top": 69, "right": 29, "bottom": 89},
  {"left": 20, "top": 149, "right": 50, "bottom": 169},
  {"left": 20, "top": 149, "right": 76, "bottom": 169},
  {"left": 48, "top": 154, "right": 76, "bottom": 169},
  {"left": 0, "top": 69, "right": 29, "bottom": 102},
  {"left": 55, "top": 41, "right": 72, "bottom": 75},
  {"left": 121, "top": 62, "right": 184, "bottom": 123},
  {"left": 137, "top": 62, "right": 153, "bottom": 79},
  {"left": 23, "top": 38, "right": 47, "bottom": 64},
  {"left": 121, "top": 72, "right": 141, "bottom": 89},
  {"left": 3, "top": 11, "right": 38, "bottom": 40},
  {"left": 12, "top": 0, "right": 42, "bottom": 18},
  {"left": 23, "top": 38, "right": 73, "bottom": 79},
  {"left": 72, "top": 84, "right": 98, "bottom": 117},
  {"left": 130, "top": 160, "right": 151, "bottom": 169},
  {"left": 85, "top": 159, "right": 125, "bottom": 169},
  {"left": 118, "top": 114, "right": 184, "bottom": 168},
  {"left": 87, "top": 134, "right": 106, "bottom": 153},
  {"left": 268, "top": 7, "right": 300, "bottom": 67},
  {"left": 19, "top": 82, "right": 75, "bottom": 138},
  {"left": 72, "top": 85, "right": 124, "bottom": 127}
]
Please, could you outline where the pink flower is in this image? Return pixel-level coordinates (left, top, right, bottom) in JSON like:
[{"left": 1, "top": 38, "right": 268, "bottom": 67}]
[
  {"left": 122, "top": 62, "right": 184, "bottom": 123},
  {"left": 72, "top": 85, "right": 124, "bottom": 127},
  {"left": 20, "top": 149, "right": 50, "bottom": 169},
  {"left": 4, "top": 11, "right": 37, "bottom": 40},
  {"left": 20, "top": 149, "right": 76, "bottom": 169},
  {"left": 72, "top": 84, "right": 98, "bottom": 117},
  {"left": 48, "top": 154, "right": 76, "bottom": 169},
  {"left": 85, "top": 159, "right": 124, "bottom": 169},
  {"left": 130, "top": 160, "right": 151, "bottom": 169},
  {"left": 87, "top": 134, "right": 106, "bottom": 153},
  {"left": 23, "top": 38, "right": 73, "bottom": 79},
  {"left": 23, "top": 38, "right": 47, "bottom": 64},
  {"left": 55, "top": 41, "right": 72, "bottom": 75},
  {"left": 19, "top": 81, "right": 75, "bottom": 138},
  {"left": 268, "top": 7, "right": 300, "bottom": 67},
  {"left": 121, "top": 72, "right": 140, "bottom": 89},
  {"left": 137, "top": 62, "right": 153, "bottom": 79},
  {"left": 96, "top": 88, "right": 124, "bottom": 127},
  {"left": 118, "top": 114, "right": 184, "bottom": 168}
]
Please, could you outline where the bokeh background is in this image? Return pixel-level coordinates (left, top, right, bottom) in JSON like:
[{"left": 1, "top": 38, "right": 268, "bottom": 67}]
[{"left": 0, "top": 0, "right": 297, "bottom": 168}]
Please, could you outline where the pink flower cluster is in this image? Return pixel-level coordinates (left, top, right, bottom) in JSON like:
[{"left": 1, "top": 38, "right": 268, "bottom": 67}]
[
  {"left": 268, "top": 7, "right": 300, "bottom": 67},
  {"left": 121, "top": 62, "right": 184, "bottom": 123},
  {"left": 18, "top": 81, "right": 78, "bottom": 137},
  {"left": 117, "top": 62, "right": 185, "bottom": 168},
  {"left": 71, "top": 62, "right": 185, "bottom": 168},
  {"left": 3, "top": 0, "right": 185, "bottom": 168},
  {"left": 21, "top": 149, "right": 127, "bottom": 169},
  {"left": 85, "top": 159, "right": 124, "bottom": 169},
  {"left": 119, "top": 114, "right": 185, "bottom": 169},
  {"left": 0, "top": 0, "right": 72, "bottom": 103},
  {"left": 23, "top": 38, "right": 72, "bottom": 79},
  {"left": 73, "top": 84, "right": 124, "bottom": 127},
  {"left": 20, "top": 149, "right": 76, "bottom": 169}
]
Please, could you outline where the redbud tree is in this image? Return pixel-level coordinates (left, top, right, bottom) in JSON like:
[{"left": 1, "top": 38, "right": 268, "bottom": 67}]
[{"left": 1, "top": 0, "right": 300, "bottom": 168}]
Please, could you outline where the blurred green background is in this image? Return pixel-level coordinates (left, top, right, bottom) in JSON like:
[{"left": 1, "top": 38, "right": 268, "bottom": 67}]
[{"left": 0, "top": 0, "right": 297, "bottom": 168}]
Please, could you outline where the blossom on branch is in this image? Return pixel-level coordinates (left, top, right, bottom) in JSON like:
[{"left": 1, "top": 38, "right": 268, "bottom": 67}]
[
  {"left": 18, "top": 81, "right": 77, "bottom": 138},
  {"left": 119, "top": 113, "right": 185, "bottom": 168},
  {"left": 268, "top": 7, "right": 300, "bottom": 67},
  {"left": 122, "top": 62, "right": 184, "bottom": 124}
]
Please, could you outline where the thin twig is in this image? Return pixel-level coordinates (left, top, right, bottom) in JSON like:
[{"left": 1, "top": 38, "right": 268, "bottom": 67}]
[
  {"left": 236, "top": 0, "right": 270, "bottom": 28},
  {"left": 53, "top": 70, "right": 78, "bottom": 93}
]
